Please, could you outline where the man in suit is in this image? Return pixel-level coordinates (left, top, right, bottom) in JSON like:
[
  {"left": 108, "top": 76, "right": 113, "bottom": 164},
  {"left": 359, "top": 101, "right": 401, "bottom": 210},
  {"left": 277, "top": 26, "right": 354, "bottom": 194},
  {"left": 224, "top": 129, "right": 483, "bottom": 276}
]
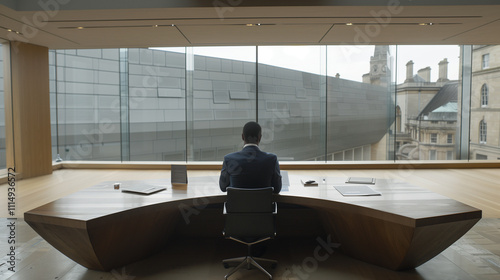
[{"left": 219, "top": 121, "right": 282, "bottom": 193}]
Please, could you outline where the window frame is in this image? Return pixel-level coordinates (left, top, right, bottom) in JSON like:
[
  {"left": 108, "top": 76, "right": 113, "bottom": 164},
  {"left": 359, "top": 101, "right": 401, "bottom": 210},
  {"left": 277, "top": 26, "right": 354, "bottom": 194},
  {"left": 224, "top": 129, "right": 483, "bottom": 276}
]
[
  {"left": 481, "top": 83, "right": 488, "bottom": 107},
  {"left": 430, "top": 133, "right": 438, "bottom": 144},
  {"left": 447, "top": 133, "right": 453, "bottom": 144},
  {"left": 479, "top": 120, "right": 487, "bottom": 144},
  {"left": 429, "top": 149, "right": 437, "bottom": 160},
  {"left": 482, "top": 53, "right": 490, "bottom": 69}
]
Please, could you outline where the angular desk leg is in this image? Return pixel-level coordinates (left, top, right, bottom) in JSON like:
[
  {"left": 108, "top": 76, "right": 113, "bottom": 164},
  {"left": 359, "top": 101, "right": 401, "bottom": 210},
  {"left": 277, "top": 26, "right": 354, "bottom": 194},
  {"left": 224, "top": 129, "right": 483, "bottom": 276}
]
[{"left": 319, "top": 208, "right": 480, "bottom": 270}]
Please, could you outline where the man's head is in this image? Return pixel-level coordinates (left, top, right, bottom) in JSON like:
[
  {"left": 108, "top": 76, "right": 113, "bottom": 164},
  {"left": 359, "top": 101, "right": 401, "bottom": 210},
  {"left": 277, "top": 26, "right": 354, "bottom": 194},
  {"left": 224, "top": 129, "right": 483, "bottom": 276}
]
[{"left": 242, "top": 121, "right": 262, "bottom": 144}]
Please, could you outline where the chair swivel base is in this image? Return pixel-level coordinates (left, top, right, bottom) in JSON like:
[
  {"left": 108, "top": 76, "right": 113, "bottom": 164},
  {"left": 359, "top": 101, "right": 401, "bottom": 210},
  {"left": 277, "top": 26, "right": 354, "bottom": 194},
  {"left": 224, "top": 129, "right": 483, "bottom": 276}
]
[{"left": 223, "top": 256, "right": 277, "bottom": 279}]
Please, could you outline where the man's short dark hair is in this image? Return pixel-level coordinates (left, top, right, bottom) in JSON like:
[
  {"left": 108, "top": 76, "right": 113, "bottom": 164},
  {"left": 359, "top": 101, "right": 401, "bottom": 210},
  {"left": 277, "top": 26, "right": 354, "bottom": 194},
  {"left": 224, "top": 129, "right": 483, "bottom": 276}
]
[{"left": 243, "top": 121, "right": 262, "bottom": 143}]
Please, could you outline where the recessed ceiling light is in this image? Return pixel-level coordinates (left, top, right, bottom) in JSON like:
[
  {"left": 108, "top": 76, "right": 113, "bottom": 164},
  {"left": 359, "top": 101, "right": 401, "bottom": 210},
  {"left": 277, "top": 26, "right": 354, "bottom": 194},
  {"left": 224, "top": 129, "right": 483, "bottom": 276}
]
[
  {"left": 346, "top": 23, "right": 353, "bottom": 26},
  {"left": 77, "top": 26, "right": 84, "bottom": 29}
]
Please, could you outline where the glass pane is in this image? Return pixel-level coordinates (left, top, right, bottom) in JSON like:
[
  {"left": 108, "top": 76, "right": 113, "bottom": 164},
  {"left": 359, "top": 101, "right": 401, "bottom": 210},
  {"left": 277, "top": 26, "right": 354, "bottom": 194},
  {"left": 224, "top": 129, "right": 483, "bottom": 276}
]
[
  {"left": 327, "top": 45, "right": 395, "bottom": 161},
  {"left": 0, "top": 43, "right": 5, "bottom": 171},
  {"left": 395, "top": 45, "right": 461, "bottom": 160},
  {"left": 51, "top": 49, "right": 121, "bottom": 161},
  {"left": 470, "top": 45, "right": 500, "bottom": 160},
  {"left": 49, "top": 50, "right": 57, "bottom": 161},
  {"left": 128, "top": 48, "right": 186, "bottom": 161},
  {"left": 191, "top": 46, "right": 256, "bottom": 161},
  {"left": 258, "top": 46, "right": 326, "bottom": 161}
]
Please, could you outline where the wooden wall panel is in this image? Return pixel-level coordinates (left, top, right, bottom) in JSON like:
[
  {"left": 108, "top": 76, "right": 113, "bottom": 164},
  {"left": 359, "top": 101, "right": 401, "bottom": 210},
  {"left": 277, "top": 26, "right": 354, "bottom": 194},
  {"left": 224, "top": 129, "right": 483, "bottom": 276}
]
[{"left": 7, "top": 42, "right": 52, "bottom": 178}]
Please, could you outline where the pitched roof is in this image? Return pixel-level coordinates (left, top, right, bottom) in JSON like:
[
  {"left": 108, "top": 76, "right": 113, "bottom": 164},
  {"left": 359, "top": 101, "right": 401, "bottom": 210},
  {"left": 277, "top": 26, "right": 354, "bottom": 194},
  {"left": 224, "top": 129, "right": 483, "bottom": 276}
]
[{"left": 417, "top": 81, "right": 459, "bottom": 118}]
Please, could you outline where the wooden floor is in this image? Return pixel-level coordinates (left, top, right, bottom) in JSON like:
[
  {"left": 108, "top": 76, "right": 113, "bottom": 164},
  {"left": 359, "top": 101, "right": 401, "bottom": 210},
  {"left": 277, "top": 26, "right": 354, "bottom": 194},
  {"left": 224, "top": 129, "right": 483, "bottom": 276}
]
[{"left": 0, "top": 167, "right": 500, "bottom": 279}]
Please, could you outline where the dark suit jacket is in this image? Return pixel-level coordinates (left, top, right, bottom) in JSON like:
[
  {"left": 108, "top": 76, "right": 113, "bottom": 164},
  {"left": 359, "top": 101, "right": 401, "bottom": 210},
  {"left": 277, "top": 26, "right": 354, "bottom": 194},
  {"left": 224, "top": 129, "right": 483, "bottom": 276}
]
[{"left": 219, "top": 145, "right": 282, "bottom": 193}]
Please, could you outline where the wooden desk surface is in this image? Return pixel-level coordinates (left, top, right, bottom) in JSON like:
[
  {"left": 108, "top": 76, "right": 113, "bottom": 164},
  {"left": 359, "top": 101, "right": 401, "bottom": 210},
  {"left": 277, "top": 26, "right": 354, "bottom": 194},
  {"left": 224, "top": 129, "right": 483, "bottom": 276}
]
[
  {"left": 24, "top": 172, "right": 481, "bottom": 271},
  {"left": 27, "top": 173, "right": 479, "bottom": 226}
]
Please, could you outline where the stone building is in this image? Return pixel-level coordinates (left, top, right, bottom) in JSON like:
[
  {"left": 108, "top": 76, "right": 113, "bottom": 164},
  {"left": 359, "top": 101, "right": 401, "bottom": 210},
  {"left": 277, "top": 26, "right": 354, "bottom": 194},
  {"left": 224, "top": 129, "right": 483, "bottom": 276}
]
[
  {"left": 469, "top": 45, "right": 500, "bottom": 160},
  {"left": 394, "top": 58, "right": 458, "bottom": 160}
]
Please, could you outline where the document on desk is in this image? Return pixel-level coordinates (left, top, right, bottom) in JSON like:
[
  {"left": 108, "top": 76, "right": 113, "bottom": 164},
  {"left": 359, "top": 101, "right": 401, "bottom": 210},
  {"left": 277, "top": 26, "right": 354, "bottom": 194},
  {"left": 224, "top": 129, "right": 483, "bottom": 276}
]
[
  {"left": 334, "top": 185, "right": 381, "bottom": 196},
  {"left": 121, "top": 184, "right": 167, "bottom": 195},
  {"left": 281, "top": 170, "right": 290, "bottom": 192}
]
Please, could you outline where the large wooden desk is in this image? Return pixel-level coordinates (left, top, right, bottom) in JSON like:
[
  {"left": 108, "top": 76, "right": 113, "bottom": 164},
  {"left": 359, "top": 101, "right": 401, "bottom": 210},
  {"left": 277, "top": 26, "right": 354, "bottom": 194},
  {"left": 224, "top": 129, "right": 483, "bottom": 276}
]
[{"left": 24, "top": 173, "right": 481, "bottom": 271}]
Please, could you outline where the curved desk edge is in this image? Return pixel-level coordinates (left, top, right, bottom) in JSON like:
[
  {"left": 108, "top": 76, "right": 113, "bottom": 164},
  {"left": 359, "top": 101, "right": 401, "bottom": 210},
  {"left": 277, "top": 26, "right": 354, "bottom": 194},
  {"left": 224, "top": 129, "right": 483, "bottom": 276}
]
[{"left": 25, "top": 188, "right": 481, "bottom": 271}]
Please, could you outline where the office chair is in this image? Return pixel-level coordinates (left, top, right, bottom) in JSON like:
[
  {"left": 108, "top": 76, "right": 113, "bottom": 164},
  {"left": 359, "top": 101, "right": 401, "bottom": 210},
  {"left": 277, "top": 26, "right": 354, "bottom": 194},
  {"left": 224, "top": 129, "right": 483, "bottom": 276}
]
[{"left": 222, "top": 187, "right": 278, "bottom": 280}]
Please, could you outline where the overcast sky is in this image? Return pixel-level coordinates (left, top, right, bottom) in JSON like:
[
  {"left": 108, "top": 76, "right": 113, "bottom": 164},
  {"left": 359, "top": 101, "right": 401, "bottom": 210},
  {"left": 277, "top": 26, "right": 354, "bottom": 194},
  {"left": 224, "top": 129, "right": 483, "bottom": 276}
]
[{"left": 154, "top": 45, "right": 460, "bottom": 83}]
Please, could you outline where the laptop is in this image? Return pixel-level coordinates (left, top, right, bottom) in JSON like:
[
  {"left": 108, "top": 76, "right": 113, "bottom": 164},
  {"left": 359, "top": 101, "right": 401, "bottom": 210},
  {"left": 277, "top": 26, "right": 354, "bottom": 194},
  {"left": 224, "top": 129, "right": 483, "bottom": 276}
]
[{"left": 121, "top": 184, "right": 166, "bottom": 195}]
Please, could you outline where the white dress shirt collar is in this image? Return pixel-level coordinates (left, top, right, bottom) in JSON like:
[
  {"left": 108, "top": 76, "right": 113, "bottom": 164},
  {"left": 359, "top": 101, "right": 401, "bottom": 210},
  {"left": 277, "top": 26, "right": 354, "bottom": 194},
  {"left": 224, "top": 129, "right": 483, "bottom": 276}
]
[{"left": 243, "top": 143, "right": 259, "bottom": 149}]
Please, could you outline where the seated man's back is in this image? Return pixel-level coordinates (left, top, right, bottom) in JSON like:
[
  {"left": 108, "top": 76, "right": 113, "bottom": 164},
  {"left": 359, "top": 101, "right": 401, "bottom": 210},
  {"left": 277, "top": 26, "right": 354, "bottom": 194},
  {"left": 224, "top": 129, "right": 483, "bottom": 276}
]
[{"left": 219, "top": 122, "right": 282, "bottom": 193}]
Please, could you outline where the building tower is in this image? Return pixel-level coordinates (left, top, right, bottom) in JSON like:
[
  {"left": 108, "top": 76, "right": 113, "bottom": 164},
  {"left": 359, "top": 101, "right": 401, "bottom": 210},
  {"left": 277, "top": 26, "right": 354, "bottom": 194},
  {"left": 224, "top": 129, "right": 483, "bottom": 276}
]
[{"left": 368, "top": 45, "right": 391, "bottom": 87}]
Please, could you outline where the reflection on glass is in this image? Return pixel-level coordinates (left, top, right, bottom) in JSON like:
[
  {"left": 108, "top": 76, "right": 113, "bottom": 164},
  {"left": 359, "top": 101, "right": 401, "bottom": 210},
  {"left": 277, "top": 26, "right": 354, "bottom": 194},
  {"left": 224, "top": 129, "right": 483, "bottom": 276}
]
[{"left": 395, "top": 45, "right": 460, "bottom": 160}]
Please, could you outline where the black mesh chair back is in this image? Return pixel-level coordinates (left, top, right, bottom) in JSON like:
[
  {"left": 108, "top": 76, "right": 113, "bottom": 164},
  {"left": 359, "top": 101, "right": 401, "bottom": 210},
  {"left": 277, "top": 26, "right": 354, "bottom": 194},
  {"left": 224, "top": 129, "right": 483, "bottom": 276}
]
[
  {"left": 224, "top": 187, "right": 275, "bottom": 240},
  {"left": 222, "top": 187, "right": 278, "bottom": 279}
]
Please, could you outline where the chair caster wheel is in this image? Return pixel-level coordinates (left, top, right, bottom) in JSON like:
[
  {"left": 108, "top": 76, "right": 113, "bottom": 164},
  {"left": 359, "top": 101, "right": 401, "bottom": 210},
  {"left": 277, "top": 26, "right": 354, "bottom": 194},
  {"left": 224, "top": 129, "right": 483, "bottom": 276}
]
[
  {"left": 271, "top": 263, "right": 277, "bottom": 269},
  {"left": 223, "top": 263, "right": 230, "bottom": 269}
]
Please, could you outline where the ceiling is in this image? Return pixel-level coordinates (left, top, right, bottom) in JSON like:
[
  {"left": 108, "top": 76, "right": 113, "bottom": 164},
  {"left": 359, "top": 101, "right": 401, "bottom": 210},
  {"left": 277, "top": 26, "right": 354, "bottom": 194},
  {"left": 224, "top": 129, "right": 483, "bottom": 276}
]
[{"left": 1, "top": 1, "right": 500, "bottom": 49}]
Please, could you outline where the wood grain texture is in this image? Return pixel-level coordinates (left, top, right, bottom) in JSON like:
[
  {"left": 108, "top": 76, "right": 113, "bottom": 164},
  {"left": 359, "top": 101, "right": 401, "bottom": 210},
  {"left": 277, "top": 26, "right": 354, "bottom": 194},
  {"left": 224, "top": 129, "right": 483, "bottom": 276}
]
[
  {"left": 24, "top": 173, "right": 481, "bottom": 271},
  {"left": 8, "top": 42, "right": 52, "bottom": 178}
]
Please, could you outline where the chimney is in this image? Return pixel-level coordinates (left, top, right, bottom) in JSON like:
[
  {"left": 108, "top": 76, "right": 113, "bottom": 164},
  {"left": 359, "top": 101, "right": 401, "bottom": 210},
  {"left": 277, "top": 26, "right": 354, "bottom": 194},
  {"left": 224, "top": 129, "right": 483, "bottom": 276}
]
[
  {"left": 335, "top": 73, "right": 340, "bottom": 78},
  {"left": 417, "top": 67, "right": 431, "bottom": 82},
  {"left": 405, "top": 60, "right": 414, "bottom": 83},
  {"left": 437, "top": 58, "right": 449, "bottom": 83}
]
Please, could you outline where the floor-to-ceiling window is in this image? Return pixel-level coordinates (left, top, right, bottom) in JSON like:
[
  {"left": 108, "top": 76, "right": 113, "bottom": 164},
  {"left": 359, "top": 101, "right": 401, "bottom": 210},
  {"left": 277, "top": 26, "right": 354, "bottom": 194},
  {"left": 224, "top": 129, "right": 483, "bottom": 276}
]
[
  {"left": 190, "top": 46, "right": 256, "bottom": 161},
  {"left": 395, "top": 45, "right": 461, "bottom": 160},
  {"left": 127, "top": 48, "right": 187, "bottom": 161},
  {"left": 327, "top": 45, "right": 395, "bottom": 161},
  {"left": 258, "top": 46, "right": 326, "bottom": 161},
  {"left": 48, "top": 45, "right": 500, "bottom": 163},
  {"left": 50, "top": 49, "right": 121, "bottom": 161}
]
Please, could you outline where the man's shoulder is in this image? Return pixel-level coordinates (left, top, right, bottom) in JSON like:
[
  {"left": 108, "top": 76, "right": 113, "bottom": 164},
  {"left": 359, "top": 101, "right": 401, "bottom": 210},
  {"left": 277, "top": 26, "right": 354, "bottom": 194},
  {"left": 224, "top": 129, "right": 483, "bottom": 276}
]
[{"left": 224, "top": 147, "right": 278, "bottom": 161}]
